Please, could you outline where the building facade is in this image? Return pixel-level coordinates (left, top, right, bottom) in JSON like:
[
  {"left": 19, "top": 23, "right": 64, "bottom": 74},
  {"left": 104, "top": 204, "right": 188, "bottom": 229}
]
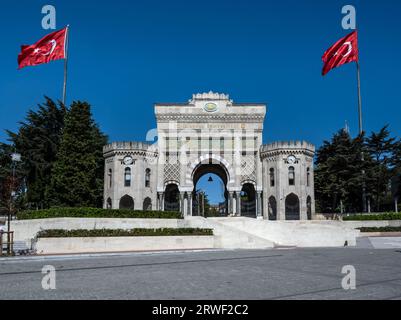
[{"left": 103, "top": 92, "right": 316, "bottom": 220}]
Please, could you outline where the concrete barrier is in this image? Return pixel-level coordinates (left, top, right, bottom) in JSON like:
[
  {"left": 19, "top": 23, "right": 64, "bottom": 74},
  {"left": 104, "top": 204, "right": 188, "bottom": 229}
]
[
  {"left": 35, "top": 236, "right": 215, "bottom": 255},
  {"left": 9, "top": 217, "right": 398, "bottom": 251},
  {"left": 8, "top": 218, "right": 191, "bottom": 245}
]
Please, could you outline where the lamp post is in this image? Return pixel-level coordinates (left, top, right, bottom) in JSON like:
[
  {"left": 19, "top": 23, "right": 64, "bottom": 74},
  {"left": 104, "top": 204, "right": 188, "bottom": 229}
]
[{"left": 8, "top": 153, "right": 21, "bottom": 253}]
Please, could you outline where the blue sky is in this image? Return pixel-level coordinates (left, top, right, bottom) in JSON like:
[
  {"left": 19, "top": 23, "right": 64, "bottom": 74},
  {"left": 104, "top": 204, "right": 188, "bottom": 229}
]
[{"left": 1, "top": 0, "right": 400, "bottom": 203}]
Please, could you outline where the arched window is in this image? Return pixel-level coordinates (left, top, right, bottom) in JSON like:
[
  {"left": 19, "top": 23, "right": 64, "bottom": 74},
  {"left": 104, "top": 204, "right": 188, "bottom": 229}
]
[
  {"left": 269, "top": 168, "right": 275, "bottom": 187},
  {"left": 124, "top": 167, "right": 131, "bottom": 187},
  {"left": 108, "top": 169, "right": 112, "bottom": 188},
  {"left": 143, "top": 197, "right": 152, "bottom": 211},
  {"left": 268, "top": 196, "right": 277, "bottom": 221},
  {"left": 289, "top": 166, "right": 295, "bottom": 186},
  {"left": 307, "top": 168, "right": 311, "bottom": 187},
  {"left": 145, "top": 169, "right": 151, "bottom": 188},
  {"left": 106, "top": 197, "right": 112, "bottom": 209}
]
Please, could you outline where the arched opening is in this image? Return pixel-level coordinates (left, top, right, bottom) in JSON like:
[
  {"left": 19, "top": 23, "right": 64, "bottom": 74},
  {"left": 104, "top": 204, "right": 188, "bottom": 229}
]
[
  {"left": 268, "top": 196, "right": 277, "bottom": 220},
  {"left": 241, "top": 183, "right": 256, "bottom": 218},
  {"left": 164, "top": 184, "right": 179, "bottom": 212},
  {"left": 143, "top": 197, "right": 152, "bottom": 211},
  {"left": 119, "top": 195, "right": 134, "bottom": 210},
  {"left": 307, "top": 196, "right": 312, "bottom": 220},
  {"left": 285, "top": 193, "right": 300, "bottom": 220},
  {"left": 106, "top": 197, "right": 112, "bottom": 209},
  {"left": 192, "top": 163, "right": 229, "bottom": 217}
]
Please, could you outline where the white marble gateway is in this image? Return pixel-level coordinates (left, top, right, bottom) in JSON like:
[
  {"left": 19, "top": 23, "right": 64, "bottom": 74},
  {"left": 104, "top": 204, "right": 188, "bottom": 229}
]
[{"left": 103, "top": 92, "right": 315, "bottom": 220}]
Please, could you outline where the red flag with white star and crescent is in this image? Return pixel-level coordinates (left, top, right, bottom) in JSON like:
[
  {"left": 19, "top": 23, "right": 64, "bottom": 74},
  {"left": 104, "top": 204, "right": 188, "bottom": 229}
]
[
  {"left": 322, "top": 31, "right": 359, "bottom": 76},
  {"left": 18, "top": 27, "right": 68, "bottom": 70}
]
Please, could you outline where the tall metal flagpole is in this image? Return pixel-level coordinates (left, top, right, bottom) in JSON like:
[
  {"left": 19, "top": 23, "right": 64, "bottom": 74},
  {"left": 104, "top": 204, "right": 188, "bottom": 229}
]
[
  {"left": 62, "top": 25, "right": 70, "bottom": 106},
  {"left": 356, "top": 61, "right": 363, "bottom": 134},
  {"left": 356, "top": 59, "right": 367, "bottom": 212}
]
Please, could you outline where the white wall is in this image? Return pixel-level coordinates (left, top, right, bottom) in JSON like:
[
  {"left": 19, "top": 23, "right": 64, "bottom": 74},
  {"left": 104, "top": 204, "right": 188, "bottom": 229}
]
[{"left": 35, "top": 236, "right": 215, "bottom": 255}]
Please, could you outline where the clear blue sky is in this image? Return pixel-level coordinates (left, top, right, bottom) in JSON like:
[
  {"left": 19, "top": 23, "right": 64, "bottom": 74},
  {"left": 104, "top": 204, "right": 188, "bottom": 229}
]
[{"left": 1, "top": 0, "right": 400, "bottom": 148}]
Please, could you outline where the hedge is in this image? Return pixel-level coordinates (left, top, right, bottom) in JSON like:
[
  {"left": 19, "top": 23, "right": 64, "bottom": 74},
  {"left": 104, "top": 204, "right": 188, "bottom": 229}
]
[
  {"left": 358, "top": 227, "right": 401, "bottom": 233},
  {"left": 18, "top": 207, "right": 182, "bottom": 220},
  {"left": 343, "top": 213, "right": 401, "bottom": 221},
  {"left": 37, "top": 228, "right": 213, "bottom": 238}
]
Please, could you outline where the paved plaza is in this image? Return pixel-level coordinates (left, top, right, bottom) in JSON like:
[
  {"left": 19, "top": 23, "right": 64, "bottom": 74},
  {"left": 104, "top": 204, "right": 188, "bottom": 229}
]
[{"left": 1, "top": 247, "right": 401, "bottom": 300}]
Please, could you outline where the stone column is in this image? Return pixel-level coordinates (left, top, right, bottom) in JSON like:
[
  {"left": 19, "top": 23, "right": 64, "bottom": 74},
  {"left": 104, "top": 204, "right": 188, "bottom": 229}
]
[
  {"left": 237, "top": 193, "right": 241, "bottom": 216},
  {"left": 156, "top": 193, "right": 160, "bottom": 211},
  {"left": 257, "top": 191, "right": 263, "bottom": 219},
  {"left": 180, "top": 192, "right": 185, "bottom": 216},
  {"left": 161, "top": 192, "right": 165, "bottom": 211},
  {"left": 187, "top": 192, "right": 193, "bottom": 216},
  {"left": 229, "top": 192, "right": 234, "bottom": 215}
]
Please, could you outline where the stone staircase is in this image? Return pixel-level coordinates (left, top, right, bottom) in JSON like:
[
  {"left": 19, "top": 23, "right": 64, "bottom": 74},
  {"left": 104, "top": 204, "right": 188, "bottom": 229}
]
[
  {"left": 185, "top": 216, "right": 360, "bottom": 248},
  {"left": 185, "top": 216, "right": 275, "bottom": 249}
]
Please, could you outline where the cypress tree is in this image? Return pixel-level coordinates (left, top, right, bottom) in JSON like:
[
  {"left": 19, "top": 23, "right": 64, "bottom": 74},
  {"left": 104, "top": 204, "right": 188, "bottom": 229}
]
[{"left": 47, "top": 101, "right": 107, "bottom": 207}]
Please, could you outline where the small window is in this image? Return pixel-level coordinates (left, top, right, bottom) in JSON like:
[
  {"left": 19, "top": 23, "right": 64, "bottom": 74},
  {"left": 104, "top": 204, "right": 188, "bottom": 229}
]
[
  {"left": 145, "top": 169, "right": 151, "bottom": 188},
  {"left": 108, "top": 169, "right": 112, "bottom": 188},
  {"left": 124, "top": 167, "right": 131, "bottom": 187},
  {"left": 269, "top": 168, "right": 275, "bottom": 187},
  {"left": 307, "top": 168, "right": 310, "bottom": 187},
  {"left": 289, "top": 166, "right": 295, "bottom": 186}
]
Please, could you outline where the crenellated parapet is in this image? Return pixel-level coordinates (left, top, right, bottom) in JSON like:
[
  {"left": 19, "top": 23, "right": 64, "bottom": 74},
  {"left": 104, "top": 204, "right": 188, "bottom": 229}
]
[
  {"left": 260, "top": 141, "right": 315, "bottom": 160},
  {"left": 103, "top": 141, "right": 158, "bottom": 158}
]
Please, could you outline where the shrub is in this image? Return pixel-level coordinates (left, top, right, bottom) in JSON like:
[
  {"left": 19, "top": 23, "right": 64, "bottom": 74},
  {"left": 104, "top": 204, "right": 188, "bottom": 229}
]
[
  {"left": 358, "top": 227, "right": 401, "bottom": 233},
  {"left": 18, "top": 207, "right": 182, "bottom": 220},
  {"left": 37, "top": 228, "right": 213, "bottom": 238},
  {"left": 343, "top": 213, "right": 401, "bottom": 221}
]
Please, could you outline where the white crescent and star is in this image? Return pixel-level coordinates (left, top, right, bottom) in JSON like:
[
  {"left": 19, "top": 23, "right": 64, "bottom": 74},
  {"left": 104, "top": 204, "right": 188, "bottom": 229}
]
[
  {"left": 334, "top": 41, "right": 353, "bottom": 58},
  {"left": 33, "top": 40, "right": 57, "bottom": 56}
]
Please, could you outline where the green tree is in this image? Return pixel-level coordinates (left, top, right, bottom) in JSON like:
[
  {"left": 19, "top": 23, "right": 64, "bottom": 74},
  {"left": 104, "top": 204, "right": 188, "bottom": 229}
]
[
  {"left": 366, "top": 125, "right": 396, "bottom": 211},
  {"left": 315, "top": 129, "right": 373, "bottom": 213},
  {"left": 47, "top": 101, "right": 107, "bottom": 207},
  {"left": 6, "top": 97, "right": 66, "bottom": 209}
]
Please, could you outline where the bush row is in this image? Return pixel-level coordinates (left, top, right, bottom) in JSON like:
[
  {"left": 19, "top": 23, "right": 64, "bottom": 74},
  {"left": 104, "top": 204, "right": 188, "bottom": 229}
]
[
  {"left": 37, "top": 228, "right": 213, "bottom": 238},
  {"left": 358, "top": 227, "right": 401, "bottom": 233},
  {"left": 343, "top": 212, "right": 401, "bottom": 221},
  {"left": 18, "top": 207, "right": 182, "bottom": 220}
]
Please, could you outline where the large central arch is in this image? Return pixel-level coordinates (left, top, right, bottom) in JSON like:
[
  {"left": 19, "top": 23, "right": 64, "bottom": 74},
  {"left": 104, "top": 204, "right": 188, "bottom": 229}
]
[{"left": 189, "top": 154, "right": 232, "bottom": 217}]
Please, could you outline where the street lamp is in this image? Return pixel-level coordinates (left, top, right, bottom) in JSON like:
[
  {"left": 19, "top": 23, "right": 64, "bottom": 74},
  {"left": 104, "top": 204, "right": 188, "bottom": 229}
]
[{"left": 8, "top": 153, "right": 21, "bottom": 253}]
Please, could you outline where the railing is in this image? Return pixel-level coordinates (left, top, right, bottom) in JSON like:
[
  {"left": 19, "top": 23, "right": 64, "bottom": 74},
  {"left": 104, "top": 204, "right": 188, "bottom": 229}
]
[{"left": 0, "top": 231, "right": 14, "bottom": 256}]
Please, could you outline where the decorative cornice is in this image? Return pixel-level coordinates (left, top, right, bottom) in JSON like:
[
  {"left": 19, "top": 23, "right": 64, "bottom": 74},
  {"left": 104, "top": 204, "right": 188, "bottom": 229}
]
[{"left": 156, "top": 114, "right": 265, "bottom": 123}]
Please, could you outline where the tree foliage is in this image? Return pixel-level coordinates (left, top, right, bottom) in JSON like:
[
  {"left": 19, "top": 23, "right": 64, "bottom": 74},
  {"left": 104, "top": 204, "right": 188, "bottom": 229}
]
[
  {"left": 315, "top": 126, "right": 400, "bottom": 213},
  {"left": 47, "top": 101, "right": 107, "bottom": 207},
  {"left": 6, "top": 97, "right": 66, "bottom": 209},
  {"left": 3, "top": 98, "right": 107, "bottom": 211}
]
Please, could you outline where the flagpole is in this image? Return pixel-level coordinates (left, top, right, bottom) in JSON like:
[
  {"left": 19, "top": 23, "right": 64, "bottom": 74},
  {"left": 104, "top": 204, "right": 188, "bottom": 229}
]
[
  {"left": 356, "top": 59, "right": 367, "bottom": 213},
  {"left": 62, "top": 25, "right": 70, "bottom": 106},
  {"left": 356, "top": 61, "right": 363, "bottom": 134}
]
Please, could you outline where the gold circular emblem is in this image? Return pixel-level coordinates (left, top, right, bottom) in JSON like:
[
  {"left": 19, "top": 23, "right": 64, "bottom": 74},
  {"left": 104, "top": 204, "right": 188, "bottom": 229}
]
[{"left": 204, "top": 103, "right": 218, "bottom": 113}]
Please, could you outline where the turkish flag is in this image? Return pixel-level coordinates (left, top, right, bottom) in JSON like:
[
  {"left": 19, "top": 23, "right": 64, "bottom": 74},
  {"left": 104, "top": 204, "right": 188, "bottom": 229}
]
[
  {"left": 18, "top": 27, "right": 68, "bottom": 70},
  {"left": 322, "top": 31, "right": 359, "bottom": 76}
]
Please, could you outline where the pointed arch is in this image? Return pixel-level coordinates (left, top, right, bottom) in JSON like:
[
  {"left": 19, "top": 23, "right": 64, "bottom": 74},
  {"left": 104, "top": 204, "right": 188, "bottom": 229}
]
[
  {"left": 285, "top": 193, "right": 300, "bottom": 220},
  {"left": 119, "top": 195, "right": 134, "bottom": 210}
]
